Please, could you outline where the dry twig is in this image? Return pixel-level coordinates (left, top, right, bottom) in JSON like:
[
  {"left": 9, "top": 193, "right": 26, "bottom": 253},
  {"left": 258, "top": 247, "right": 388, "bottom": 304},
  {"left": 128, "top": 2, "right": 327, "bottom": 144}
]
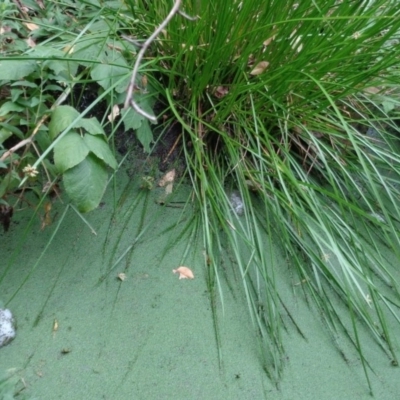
[{"left": 123, "top": 0, "right": 198, "bottom": 123}]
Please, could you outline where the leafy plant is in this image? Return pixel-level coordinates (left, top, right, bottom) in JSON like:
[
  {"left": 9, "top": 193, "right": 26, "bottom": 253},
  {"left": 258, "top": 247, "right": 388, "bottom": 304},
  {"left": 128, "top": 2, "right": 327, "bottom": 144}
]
[
  {"left": 125, "top": 0, "right": 400, "bottom": 391},
  {"left": 0, "top": 0, "right": 156, "bottom": 216}
]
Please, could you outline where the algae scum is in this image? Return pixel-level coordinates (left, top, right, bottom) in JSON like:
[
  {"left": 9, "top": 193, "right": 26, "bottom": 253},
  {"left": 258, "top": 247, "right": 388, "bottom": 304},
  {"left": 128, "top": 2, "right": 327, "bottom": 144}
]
[{"left": 1, "top": 172, "right": 400, "bottom": 399}]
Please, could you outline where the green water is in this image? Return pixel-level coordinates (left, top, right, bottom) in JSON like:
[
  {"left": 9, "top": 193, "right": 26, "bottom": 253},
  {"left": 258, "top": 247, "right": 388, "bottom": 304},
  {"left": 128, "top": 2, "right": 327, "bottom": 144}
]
[{"left": 1, "top": 174, "right": 399, "bottom": 399}]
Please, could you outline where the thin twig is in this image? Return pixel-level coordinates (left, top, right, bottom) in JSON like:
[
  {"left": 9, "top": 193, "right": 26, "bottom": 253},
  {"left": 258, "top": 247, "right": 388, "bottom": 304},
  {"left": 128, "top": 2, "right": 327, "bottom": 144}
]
[
  {"left": 124, "top": 0, "right": 198, "bottom": 122},
  {"left": 0, "top": 86, "right": 71, "bottom": 163},
  {"left": 163, "top": 132, "right": 182, "bottom": 164}
]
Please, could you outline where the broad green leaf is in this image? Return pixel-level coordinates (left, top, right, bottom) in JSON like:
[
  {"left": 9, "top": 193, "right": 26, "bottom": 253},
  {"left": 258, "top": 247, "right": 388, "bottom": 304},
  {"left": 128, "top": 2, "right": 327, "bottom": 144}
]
[
  {"left": 0, "top": 102, "right": 24, "bottom": 117},
  {"left": 382, "top": 100, "right": 395, "bottom": 114},
  {"left": 0, "top": 60, "right": 37, "bottom": 80},
  {"left": 90, "top": 51, "right": 129, "bottom": 92},
  {"left": 136, "top": 119, "right": 153, "bottom": 153},
  {"left": 83, "top": 134, "right": 117, "bottom": 169},
  {"left": 77, "top": 117, "right": 105, "bottom": 135},
  {"left": 0, "top": 123, "right": 24, "bottom": 140},
  {"left": 121, "top": 107, "right": 143, "bottom": 131},
  {"left": 49, "top": 105, "right": 80, "bottom": 140},
  {"left": 0, "top": 129, "right": 13, "bottom": 145},
  {"left": 10, "top": 89, "right": 24, "bottom": 102},
  {"left": 54, "top": 131, "right": 89, "bottom": 173},
  {"left": 36, "top": 129, "right": 52, "bottom": 153},
  {"left": 71, "top": 34, "right": 107, "bottom": 67},
  {"left": 11, "top": 80, "right": 38, "bottom": 88},
  {"left": 88, "top": 19, "right": 115, "bottom": 33},
  {"left": 29, "top": 45, "right": 78, "bottom": 76},
  {"left": 63, "top": 154, "right": 108, "bottom": 212}
]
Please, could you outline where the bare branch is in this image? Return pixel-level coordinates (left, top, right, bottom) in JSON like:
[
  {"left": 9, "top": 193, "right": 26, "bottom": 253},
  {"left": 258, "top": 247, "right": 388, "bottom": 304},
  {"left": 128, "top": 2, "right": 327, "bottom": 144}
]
[
  {"left": 0, "top": 86, "right": 71, "bottom": 163},
  {"left": 124, "top": 0, "right": 197, "bottom": 123}
]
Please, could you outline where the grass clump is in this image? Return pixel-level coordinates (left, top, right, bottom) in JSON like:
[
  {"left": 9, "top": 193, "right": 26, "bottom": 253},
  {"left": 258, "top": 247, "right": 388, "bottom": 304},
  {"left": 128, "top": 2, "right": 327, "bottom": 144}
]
[{"left": 127, "top": 0, "right": 400, "bottom": 389}]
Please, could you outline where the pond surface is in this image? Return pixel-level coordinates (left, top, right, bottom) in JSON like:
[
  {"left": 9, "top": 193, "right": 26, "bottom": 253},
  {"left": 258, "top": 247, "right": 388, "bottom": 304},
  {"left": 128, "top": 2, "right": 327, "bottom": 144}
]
[{"left": 0, "top": 172, "right": 399, "bottom": 399}]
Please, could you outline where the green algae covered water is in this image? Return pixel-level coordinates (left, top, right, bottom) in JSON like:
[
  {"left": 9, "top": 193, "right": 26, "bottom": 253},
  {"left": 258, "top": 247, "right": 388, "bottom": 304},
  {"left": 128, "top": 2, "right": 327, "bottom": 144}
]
[{"left": 1, "top": 173, "right": 400, "bottom": 399}]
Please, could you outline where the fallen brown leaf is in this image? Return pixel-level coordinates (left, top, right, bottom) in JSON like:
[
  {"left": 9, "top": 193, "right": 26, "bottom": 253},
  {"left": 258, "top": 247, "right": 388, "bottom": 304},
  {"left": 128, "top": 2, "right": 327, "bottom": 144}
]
[
  {"left": 172, "top": 266, "right": 194, "bottom": 280},
  {"left": 214, "top": 86, "right": 229, "bottom": 99},
  {"left": 24, "top": 22, "right": 39, "bottom": 31},
  {"left": 107, "top": 104, "right": 120, "bottom": 122},
  {"left": 250, "top": 61, "right": 270, "bottom": 76},
  {"left": 158, "top": 169, "right": 176, "bottom": 187}
]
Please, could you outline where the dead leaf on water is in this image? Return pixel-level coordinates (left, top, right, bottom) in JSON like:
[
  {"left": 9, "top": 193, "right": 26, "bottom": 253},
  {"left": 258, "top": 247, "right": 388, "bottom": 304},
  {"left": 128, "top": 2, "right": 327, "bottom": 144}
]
[
  {"left": 53, "top": 319, "right": 59, "bottom": 333},
  {"left": 172, "top": 266, "right": 194, "bottom": 280},
  {"left": 117, "top": 273, "right": 127, "bottom": 281}
]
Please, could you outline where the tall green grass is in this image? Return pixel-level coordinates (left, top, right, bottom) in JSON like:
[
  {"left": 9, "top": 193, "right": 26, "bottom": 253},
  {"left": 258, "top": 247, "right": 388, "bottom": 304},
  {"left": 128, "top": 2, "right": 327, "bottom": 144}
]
[{"left": 128, "top": 0, "right": 400, "bottom": 390}]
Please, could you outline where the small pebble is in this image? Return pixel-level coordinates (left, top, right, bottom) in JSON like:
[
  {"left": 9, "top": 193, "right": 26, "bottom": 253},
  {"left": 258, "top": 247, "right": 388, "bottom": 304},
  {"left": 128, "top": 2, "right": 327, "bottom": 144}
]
[{"left": 0, "top": 308, "right": 16, "bottom": 348}]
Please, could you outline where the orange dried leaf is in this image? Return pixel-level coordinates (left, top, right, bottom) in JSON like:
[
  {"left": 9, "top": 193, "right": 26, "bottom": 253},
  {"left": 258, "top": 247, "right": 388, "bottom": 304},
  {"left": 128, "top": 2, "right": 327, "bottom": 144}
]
[{"left": 172, "top": 266, "right": 194, "bottom": 280}]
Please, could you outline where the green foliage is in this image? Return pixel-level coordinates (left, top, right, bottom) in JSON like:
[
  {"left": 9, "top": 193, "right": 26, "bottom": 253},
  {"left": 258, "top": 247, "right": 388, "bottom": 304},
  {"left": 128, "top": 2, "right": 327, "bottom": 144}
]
[
  {"left": 2, "top": 0, "right": 400, "bottom": 393},
  {"left": 129, "top": 0, "right": 400, "bottom": 390},
  {"left": 0, "top": 0, "right": 156, "bottom": 213}
]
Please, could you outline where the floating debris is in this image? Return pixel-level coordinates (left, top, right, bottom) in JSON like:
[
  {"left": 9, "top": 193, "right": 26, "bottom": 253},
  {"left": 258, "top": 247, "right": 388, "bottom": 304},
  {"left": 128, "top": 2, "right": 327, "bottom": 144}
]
[
  {"left": 173, "top": 266, "right": 194, "bottom": 280},
  {"left": 117, "top": 273, "right": 127, "bottom": 281}
]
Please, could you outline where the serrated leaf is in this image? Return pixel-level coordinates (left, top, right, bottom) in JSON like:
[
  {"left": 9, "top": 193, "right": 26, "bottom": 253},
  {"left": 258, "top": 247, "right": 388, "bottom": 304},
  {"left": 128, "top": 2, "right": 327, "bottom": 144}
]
[
  {"left": 136, "top": 119, "right": 153, "bottom": 152},
  {"left": 54, "top": 131, "right": 89, "bottom": 173},
  {"left": 0, "top": 60, "right": 37, "bottom": 80},
  {"left": 121, "top": 107, "right": 144, "bottom": 131},
  {"left": 382, "top": 100, "right": 395, "bottom": 114},
  {"left": 72, "top": 35, "right": 106, "bottom": 67},
  {"left": 63, "top": 154, "right": 108, "bottom": 212},
  {"left": 49, "top": 105, "right": 80, "bottom": 140},
  {"left": 90, "top": 51, "right": 129, "bottom": 92},
  {"left": 83, "top": 134, "right": 117, "bottom": 169},
  {"left": 76, "top": 117, "right": 105, "bottom": 135}
]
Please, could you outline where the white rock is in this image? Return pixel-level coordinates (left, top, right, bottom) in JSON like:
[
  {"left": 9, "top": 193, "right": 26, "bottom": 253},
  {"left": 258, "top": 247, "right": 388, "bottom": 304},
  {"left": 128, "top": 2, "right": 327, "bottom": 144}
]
[
  {"left": 0, "top": 308, "right": 16, "bottom": 347},
  {"left": 229, "top": 190, "right": 244, "bottom": 216}
]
